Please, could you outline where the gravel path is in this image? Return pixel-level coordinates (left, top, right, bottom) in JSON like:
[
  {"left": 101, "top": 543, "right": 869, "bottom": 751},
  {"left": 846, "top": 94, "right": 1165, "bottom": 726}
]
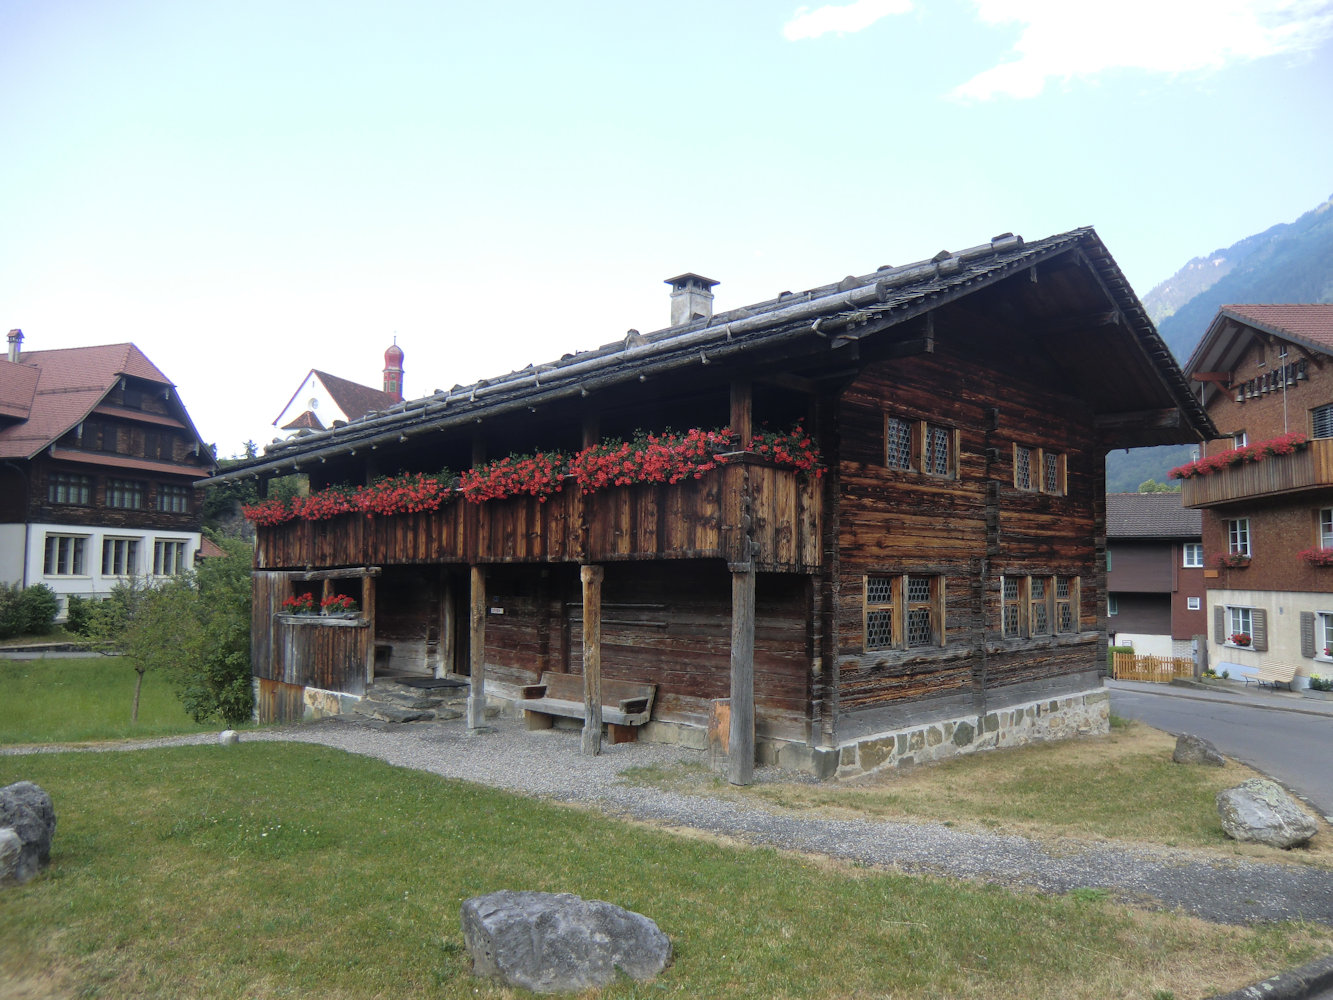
[{"left": 8, "top": 715, "right": 1333, "bottom": 928}]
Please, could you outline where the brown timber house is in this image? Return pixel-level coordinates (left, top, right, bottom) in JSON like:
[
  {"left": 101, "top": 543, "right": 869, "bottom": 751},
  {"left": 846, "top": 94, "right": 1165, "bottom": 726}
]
[{"left": 208, "top": 228, "right": 1214, "bottom": 781}]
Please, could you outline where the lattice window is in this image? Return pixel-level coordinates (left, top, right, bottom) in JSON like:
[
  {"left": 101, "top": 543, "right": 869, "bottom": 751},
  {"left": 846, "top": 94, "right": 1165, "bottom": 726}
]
[
  {"left": 925, "top": 424, "right": 951, "bottom": 477},
  {"left": 1014, "top": 446, "right": 1033, "bottom": 490},
  {"left": 1043, "top": 451, "right": 1062, "bottom": 494},
  {"left": 886, "top": 418, "right": 913, "bottom": 470},
  {"left": 905, "top": 575, "right": 935, "bottom": 647},
  {"left": 1054, "top": 576, "right": 1076, "bottom": 633},
  {"left": 1002, "top": 576, "right": 1022, "bottom": 636},
  {"left": 1029, "top": 577, "right": 1050, "bottom": 635},
  {"left": 865, "top": 576, "right": 895, "bottom": 651}
]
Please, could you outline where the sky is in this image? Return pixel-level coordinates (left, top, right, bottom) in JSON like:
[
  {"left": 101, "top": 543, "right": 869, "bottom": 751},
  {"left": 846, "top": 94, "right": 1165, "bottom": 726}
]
[{"left": 3, "top": 0, "right": 1332, "bottom": 459}]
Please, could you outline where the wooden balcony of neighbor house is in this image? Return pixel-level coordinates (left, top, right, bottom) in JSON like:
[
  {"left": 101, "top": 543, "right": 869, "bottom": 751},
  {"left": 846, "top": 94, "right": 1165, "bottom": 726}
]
[
  {"left": 1181, "top": 438, "right": 1333, "bottom": 508},
  {"left": 254, "top": 456, "right": 824, "bottom": 574}
]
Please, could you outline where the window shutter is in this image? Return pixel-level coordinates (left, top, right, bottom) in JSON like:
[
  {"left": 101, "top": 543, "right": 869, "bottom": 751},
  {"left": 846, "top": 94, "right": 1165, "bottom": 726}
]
[
  {"left": 1300, "top": 611, "right": 1316, "bottom": 658},
  {"left": 1213, "top": 605, "right": 1225, "bottom": 644},
  {"left": 1251, "top": 609, "right": 1268, "bottom": 652}
]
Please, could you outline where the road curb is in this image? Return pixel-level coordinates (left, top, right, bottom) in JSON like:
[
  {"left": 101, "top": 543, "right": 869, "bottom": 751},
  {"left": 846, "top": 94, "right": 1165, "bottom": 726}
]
[{"left": 1208, "top": 952, "right": 1333, "bottom": 1000}]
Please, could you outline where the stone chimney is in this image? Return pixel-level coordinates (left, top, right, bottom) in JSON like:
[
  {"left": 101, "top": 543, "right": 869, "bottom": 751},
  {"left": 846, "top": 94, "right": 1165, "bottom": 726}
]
[
  {"left": 6, "top": 329, "right": 22, "bottom": 363},
  {"left": 664, "top": 274, "right": 719, "bottom": 327},
  {"left": 383, "top": 339, "right": 404, "bottom": 402}
]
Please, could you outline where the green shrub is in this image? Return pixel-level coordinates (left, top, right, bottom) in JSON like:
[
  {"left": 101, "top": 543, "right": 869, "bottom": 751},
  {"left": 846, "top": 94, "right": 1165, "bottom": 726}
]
[
  {"left": 1107, "top": 644, "right": 1134, "bottom": 669},
  {"left": 63, "top": 594, "right": 97, "bottom": 636},
  {"left": 0, "top": 583, "right": 60, "bottom": 639},
  {"left": 18, "top": 583, "right": 58, "bottom": 634}
]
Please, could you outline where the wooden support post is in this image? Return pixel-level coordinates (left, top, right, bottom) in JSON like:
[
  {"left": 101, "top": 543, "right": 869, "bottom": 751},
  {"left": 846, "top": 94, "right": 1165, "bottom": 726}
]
[
  {"left": 729, "top": 564, "right": 756, "bottom": 785},
  {"left": 730, "top": 379, "right": 753, "bottom": 446},
  {"left": 468, "top": 565, "right": 487, "bottom": 730},
  {"left": 362, "top": 574, "right": 376, "bottom": 685},
  {"left": 581, "top": 564, "right": 604, "bottom": 756},
  {"left": 440, "top": 574, "right": 455, "bottom": 679}
]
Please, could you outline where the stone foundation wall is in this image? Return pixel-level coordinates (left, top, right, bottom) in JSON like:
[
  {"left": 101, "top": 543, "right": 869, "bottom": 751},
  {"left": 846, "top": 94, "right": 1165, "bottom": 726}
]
[{"left": 828, "top": 687, "right": 1110, "bottom": 779}]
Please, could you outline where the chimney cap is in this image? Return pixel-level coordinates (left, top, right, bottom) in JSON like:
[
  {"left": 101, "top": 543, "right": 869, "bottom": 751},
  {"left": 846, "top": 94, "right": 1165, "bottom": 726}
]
[{"left": 664, "top": 273, "right": 719, "bottom": 291}]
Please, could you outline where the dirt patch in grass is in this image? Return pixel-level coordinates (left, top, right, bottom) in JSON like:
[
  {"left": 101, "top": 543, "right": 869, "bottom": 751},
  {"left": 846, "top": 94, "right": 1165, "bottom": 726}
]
[{"left": 626, "top": 721, "right": 1333, "bottom": 866}]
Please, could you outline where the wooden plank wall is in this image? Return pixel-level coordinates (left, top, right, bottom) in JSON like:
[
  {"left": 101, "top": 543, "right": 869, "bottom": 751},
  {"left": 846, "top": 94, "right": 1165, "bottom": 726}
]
[
  {"left": 834, "top": 328, "right": 1103, "bottom": 713},
  {"left": 254, "top": 460, "right": 821, "bottom": 574}
]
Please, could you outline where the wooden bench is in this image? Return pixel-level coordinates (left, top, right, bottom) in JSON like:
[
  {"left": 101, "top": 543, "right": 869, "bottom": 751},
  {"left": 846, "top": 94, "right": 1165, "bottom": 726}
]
[
  {"left": 1243, "top": 662, "right": 1299, "bottom": 691},
  {"left": 520, "top": 671, "right": 656, "bottom": 744}
]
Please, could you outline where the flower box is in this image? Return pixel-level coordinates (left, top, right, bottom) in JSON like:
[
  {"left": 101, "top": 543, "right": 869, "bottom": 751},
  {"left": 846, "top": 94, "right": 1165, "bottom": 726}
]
[
  {"left": 1229, "top": 632, "right": 1251, "bottom": 647},
  {"left": 1169, "top": 432, "right": 1308, "bottom": 480},
  {"left": 1299, "top": 547, "right": 1333, "bottom": 567},
  {"left": 1214, "top": 553, "right": 1251, "bottom": 569}
]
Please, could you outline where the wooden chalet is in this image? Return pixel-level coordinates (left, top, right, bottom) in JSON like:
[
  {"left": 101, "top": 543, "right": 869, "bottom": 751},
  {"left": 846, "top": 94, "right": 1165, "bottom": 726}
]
[{"left": 207, "top": 228, "right": 1214, "bottom": 781}]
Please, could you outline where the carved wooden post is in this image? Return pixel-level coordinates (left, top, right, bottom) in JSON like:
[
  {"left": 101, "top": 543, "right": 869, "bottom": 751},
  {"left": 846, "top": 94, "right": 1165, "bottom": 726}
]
[
  {"left": 468, "top": 565, "right": 487, "bottom": 730},
  {"left": 730, "top": 379, "right": 752, "bottom": 446},
  {"left": 362, "top": 572, "right": 376, "bottom": 686},
  {"left": 581, "top": 564, "right": 604, "bottom": 756}
]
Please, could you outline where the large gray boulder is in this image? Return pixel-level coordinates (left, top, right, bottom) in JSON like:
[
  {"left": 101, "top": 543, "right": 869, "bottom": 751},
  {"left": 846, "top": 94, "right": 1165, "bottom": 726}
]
[
  {"left": 1217, "top": 779, "right": 1319, "bottom": 849},
  {"left": 461, "top": 890, "right": 671, "bottom": 993},
  {"left": 1173, "top": 733, "right": 1225, "bottom": 766},
  {"left": 0, "top": 781, "right": 56, "bottom": 885}
]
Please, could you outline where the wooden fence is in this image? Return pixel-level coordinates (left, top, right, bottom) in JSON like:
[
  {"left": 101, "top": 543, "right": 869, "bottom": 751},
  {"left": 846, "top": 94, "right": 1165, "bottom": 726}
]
[{"left": 1112, "top": 652, "right": 1194, "bottom": 683}]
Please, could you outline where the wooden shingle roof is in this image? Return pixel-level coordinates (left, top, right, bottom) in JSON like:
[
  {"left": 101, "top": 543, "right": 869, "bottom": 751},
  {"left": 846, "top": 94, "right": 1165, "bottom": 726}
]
[{"left": 207, "top": 227, "right": 1215, "bottom": 483}]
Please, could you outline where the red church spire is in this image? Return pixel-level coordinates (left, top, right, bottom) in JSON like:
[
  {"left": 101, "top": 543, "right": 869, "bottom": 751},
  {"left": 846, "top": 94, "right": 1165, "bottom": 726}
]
[{"left": 383, "top": 339, "right": 404, "bottom": 401}]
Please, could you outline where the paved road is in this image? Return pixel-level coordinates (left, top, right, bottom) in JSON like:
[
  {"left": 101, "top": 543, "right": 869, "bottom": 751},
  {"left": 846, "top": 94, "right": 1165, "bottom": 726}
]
[{"left": 1108, "top": 681, "right": 1333, "bottom": 820}]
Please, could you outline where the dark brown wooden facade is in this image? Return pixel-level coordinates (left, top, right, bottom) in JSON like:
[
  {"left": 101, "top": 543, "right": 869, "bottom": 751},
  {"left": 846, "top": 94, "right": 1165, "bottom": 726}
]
[{"left": 219, "top": 229, "right": 1213, "bottom": 778}]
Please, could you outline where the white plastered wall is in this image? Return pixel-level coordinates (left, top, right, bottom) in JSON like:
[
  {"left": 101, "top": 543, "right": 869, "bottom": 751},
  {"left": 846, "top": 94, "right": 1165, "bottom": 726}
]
[{"left": 1207, "top": 587, "right": 1330, "bottom": 689}]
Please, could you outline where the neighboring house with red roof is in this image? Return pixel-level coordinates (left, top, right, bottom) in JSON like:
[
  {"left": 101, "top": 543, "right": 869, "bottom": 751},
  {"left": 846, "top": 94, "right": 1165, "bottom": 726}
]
[
  {"left": 1180, "top": 304, "right": 1333, "bottom": 687},
  {"left": 1106, "top": 492, "right": 1205, "bottom": 657},
  {"left": 272, "top": 344, "right": 406, "bottom": 438},
  {"left": 0, "top": 330, "right": 216, "bottom": 614}
]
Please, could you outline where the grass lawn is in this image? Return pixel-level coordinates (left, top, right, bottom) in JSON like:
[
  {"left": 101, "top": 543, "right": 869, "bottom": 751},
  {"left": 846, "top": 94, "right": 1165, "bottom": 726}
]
[
  {"left": 0, "top": 656, "right": 230, "bottom": 745},
  {"left": 628, "top": 718, "right": 1333, "bottom": 866},
  {"left": 2, "top": 743, "right": 1331, "bottom": 999}
]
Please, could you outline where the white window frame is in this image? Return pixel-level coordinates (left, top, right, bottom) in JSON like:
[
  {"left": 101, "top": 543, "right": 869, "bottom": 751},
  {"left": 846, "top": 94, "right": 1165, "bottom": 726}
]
[
  {"left": 1313, "top": 404, "right": 1333, "bottom": 439},
  {"left": 43, "top": 533, "right": 89, "bottom": 576},
  {"left": 1318, "top": 611, "right": 1333, "bottom": 660},
  {"left": 153, "top": 538, "right": 189, "bottom": 576},
  {"left": 1227, "top": 518, "right": 1251, "bottom": 557},
  {"left": 1320, "top": 509, "right": 1333, "bottom": 549},
  {"left": 1226, "top": 605, "right": 1254, "bottom": 646},
  {"left": 101, "top": 537, "right": 139, "bottom": 577},
  {"left": 1182, "top": 543, "right": 1203, "bottom": 568},
  {"left": 1187, "top": 596, "right": 1201, "bottom": 611}
]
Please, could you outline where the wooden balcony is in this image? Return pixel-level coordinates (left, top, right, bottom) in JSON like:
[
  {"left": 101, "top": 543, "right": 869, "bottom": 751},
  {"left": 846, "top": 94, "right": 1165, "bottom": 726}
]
[
  {"left": 254, "top": 456, "right": 823, "bottom": 574},
  {"left": 1181, "top": 438, "right": 1333, "bottom": 508}
]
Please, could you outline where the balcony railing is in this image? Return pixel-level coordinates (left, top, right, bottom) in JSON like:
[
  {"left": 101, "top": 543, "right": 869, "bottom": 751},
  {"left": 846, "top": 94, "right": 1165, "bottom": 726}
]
[
  {"left": 254, "top": 456, "right": 823, "bottom": 574},
  {"left": 1181, "top": 437, "right": 1333, "bottom": 507}
]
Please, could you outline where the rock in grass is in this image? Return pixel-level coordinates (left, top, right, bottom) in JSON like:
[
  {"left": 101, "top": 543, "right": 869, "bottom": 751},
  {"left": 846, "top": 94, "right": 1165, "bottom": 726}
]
[
  {"left": 219, "top": 730, "right": 240, "bottom": 746},
  {"left": 1217, "top": 779, "right": 1318, "bottom": 849},
  {"left": 0, "top": 782, "right": 56, "bottom": 885},
  {"left": 0, "top": 828, "right": 25, "bottom": 886},
  {"left": 1172, "top": 733, "right": 1225, "bottom": 766},
  {"left": 461, "top": 890, "right": 671, "bottom": 993}
]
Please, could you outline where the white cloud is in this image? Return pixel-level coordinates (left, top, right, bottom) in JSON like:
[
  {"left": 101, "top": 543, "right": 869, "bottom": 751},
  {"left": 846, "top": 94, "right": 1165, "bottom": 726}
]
[
  {"left": 783, "top": 0, "right": 914, "bottom": 41},
  {"left": 952, "top": 0, "right": 1333, "bottom": 100}
]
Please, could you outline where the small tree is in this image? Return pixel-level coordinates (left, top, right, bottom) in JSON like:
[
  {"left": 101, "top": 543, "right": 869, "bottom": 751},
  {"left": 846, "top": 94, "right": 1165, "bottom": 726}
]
[
  {"left": 175, "top": 536, "right": 254, "bottom": 726},
  {"left": 89, "top": 577, "right": 201, "bottom": 725}
]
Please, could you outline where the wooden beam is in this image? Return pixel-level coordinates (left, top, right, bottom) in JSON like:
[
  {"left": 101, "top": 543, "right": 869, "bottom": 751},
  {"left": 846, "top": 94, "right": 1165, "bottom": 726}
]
[
  {"left": 1191, "top": 372, "right": 1232, "bottom": 386},
  {"left": 580, "top": 564, "right": 604, "bottom": 756},
  {"left": 728, "top": 565, "right": 756, "bottom": 786},
  {"left": 1094, "top": 408, "right": 1185, "bottom": 431},
  {"left": 363, "top": 574, "right": 377, "bottom": 685},
  {"left": 440, "top": 573, "right": 455, "bottom": 679},
  {"left": 730, "top": 379, "right": 752, "bottom": 444},
  {"left": 467, "top": 565, "right": 487, "bottom": 730}
]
